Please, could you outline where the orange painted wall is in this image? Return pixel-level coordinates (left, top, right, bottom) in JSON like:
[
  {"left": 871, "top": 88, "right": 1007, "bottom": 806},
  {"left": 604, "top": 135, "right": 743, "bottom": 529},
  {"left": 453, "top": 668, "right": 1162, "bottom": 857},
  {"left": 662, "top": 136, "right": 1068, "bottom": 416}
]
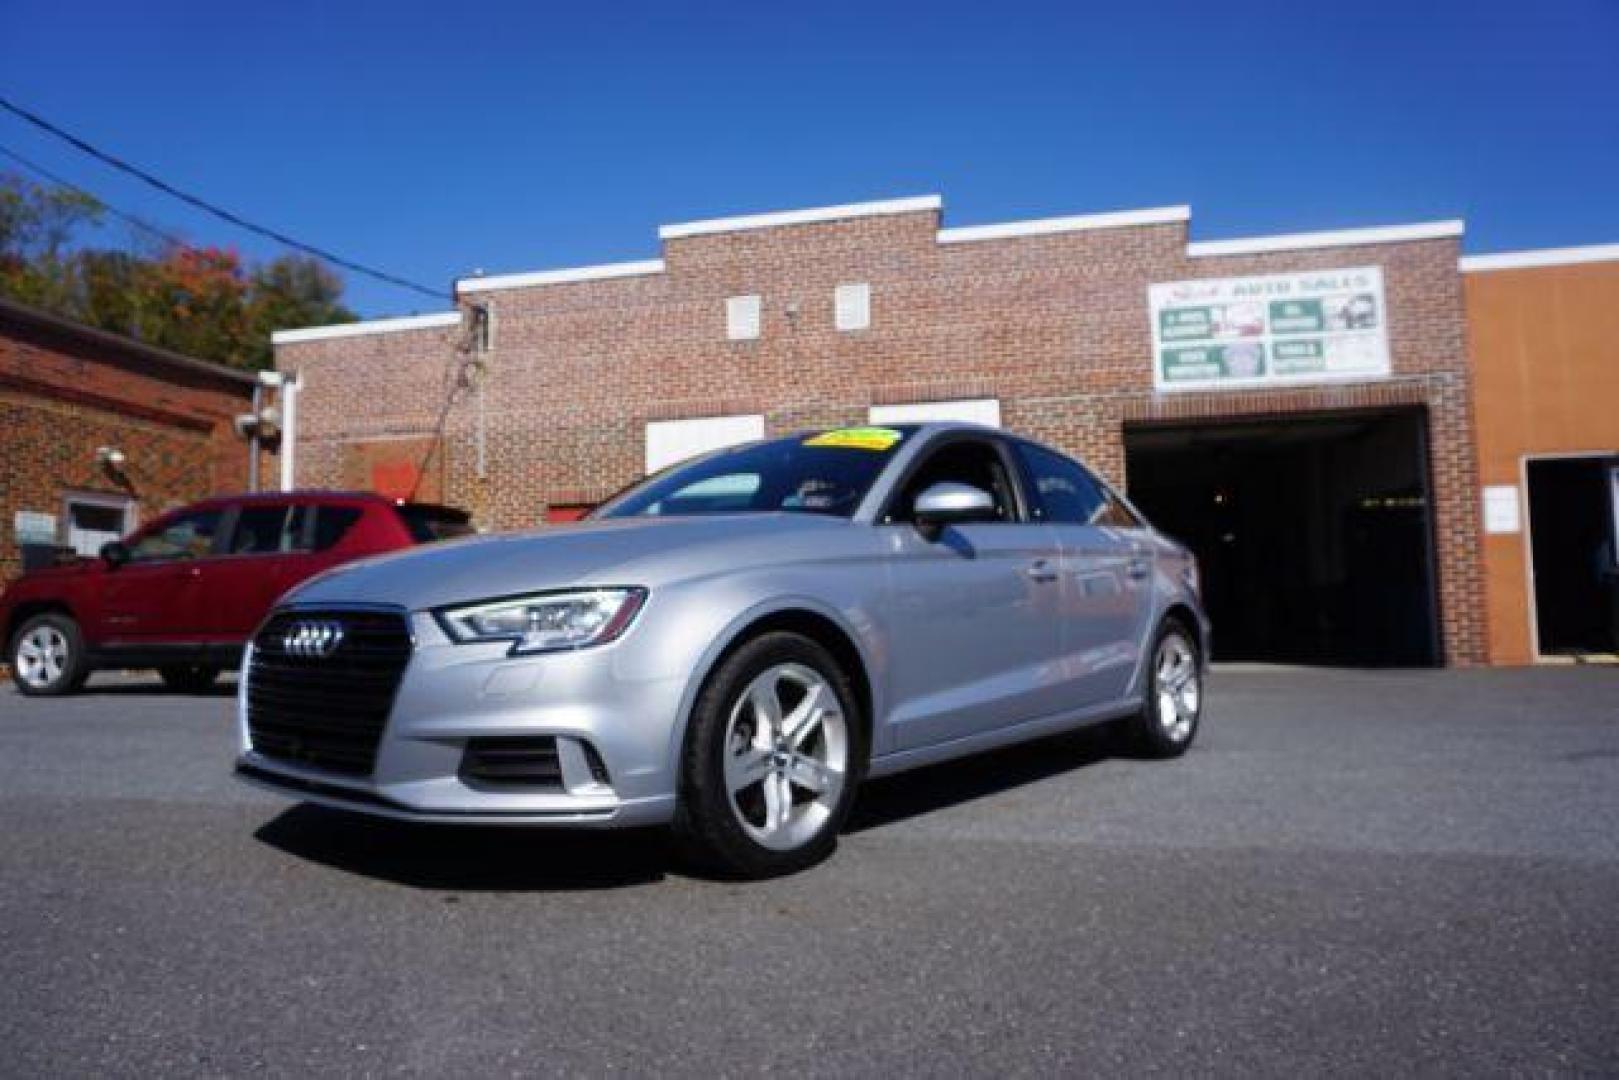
[{"left": 1465, "top": 257, "right": 1619, "bottom": 664}]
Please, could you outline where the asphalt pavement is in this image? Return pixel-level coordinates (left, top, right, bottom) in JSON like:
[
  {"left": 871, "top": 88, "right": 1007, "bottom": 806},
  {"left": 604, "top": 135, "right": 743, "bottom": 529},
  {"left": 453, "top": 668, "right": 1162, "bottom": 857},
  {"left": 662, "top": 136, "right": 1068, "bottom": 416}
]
[{"left": 2, "top": 666, "right": 1616, "bottom": 1076}]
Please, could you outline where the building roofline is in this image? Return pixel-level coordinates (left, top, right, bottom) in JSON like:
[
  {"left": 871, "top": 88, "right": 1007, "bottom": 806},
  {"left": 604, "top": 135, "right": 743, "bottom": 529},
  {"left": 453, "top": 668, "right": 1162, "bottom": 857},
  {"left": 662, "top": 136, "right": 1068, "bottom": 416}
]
[
  {"left": 937, "top": 205, "right": 1190, "bottom": 245},
  {"left": 271, "top": 311, "right": 462, "bottom": 345},
  {"left": 1187, "top": 219, "right": 1465, "bottom": 258},
  {"left": 1459, "top": 242, "right": 1619, "bottom": 273},
  {"left": 0, "top": 294, "right": 256, "bottom": 386},
  {"left": 456, "top": 258, "right": 666, "bottom": 294},
  {"left": 659, "top": 195, "right": 942, "bottom": 240}
]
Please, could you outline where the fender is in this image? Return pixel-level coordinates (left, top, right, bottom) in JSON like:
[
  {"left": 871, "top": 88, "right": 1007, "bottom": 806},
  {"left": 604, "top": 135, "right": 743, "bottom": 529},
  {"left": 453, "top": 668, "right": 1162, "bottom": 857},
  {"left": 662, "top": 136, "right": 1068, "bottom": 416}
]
[{"left": 663, "top": 592, "right": 887, "bottom": 774}]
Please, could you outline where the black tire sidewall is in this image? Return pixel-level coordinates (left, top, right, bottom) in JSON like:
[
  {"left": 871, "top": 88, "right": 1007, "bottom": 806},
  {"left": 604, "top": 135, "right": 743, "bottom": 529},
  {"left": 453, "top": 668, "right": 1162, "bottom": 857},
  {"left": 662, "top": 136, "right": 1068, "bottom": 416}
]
[
  {"left": 676, "top": 631, "right": 867, "bottom": 879},
  {"left": 9, "top": 613, "right": 88, "bottom": 697}
]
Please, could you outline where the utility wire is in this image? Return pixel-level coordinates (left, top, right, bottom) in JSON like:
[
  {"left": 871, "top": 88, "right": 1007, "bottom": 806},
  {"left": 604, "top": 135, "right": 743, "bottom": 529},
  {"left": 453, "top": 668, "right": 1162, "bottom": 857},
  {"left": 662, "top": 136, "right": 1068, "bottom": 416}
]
[
  {"left": 0, "top": 95, "right": 446, "bottom": 301},
  {"left": 0, "top": 141, "right": 193, "bottom": 251}
]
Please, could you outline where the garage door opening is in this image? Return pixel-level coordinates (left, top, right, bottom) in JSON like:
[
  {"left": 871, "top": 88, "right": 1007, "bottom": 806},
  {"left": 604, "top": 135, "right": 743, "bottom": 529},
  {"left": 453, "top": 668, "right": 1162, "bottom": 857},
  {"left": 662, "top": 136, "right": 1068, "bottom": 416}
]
[
  {"left": 1125, "top": 409, "right": 1440, "bottom": 667},
  {"left": 1526, "top": 456, "right": 1619, "bottom": 658}
]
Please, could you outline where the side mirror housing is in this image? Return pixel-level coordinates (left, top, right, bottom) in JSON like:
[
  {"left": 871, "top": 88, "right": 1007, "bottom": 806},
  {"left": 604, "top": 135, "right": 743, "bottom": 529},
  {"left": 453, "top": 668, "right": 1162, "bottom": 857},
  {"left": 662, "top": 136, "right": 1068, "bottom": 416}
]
[
  {"left": 912, "top": 482, "right": 997, "bottom": 541},
  {"left": 100, "top": 540, "right": 131, "bottom": 569}
]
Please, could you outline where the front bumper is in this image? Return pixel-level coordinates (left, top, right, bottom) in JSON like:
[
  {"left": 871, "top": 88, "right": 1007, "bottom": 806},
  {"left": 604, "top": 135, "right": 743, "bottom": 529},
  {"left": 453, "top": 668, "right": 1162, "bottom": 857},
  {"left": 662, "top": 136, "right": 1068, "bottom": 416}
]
[
  {"left": 235, "top": 761, "right": 677, "bottom": 827},
  {"left": 235, "top": 608, "right": 689, "bottom": 828}
]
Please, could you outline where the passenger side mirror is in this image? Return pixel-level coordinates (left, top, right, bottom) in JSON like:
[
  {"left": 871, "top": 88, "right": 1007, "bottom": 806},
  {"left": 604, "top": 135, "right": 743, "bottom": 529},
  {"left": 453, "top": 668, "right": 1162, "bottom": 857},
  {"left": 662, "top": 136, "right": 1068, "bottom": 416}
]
[
  {"left": 912, "top": 482, "right": 997, "bottom": 541},
  {"left": 99, "top": 540, "right": 131, "bottom": 569}
]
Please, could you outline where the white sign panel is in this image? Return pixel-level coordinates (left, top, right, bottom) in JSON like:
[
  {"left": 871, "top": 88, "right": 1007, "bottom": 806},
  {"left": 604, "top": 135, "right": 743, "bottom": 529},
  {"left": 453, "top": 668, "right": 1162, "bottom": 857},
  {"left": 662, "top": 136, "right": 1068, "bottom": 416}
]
[
  {"left": 1149, "top": 266, "right": 1390, "bottom": 391},
  {"left": 869, "top": 398, "right": 1002, "bottom": 428},
  {"left": 1482, "top": 485, "right": 1521, "bottom": 535},
  {"left": 13, "top": 511, "right": 57, "bottom": 545},
  {"left": 645, "top": 414, "right": 765, "bottom": 473}
]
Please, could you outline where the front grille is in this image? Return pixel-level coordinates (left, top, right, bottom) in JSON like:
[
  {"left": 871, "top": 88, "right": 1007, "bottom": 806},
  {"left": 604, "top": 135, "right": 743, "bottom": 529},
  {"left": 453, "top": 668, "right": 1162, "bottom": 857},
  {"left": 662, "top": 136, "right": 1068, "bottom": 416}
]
[
  {"left": 459, "top": 737, "right": 564, "bottom": 788},
  {"left": 246, "top": 609, "right": 412, "bottom": 777}
]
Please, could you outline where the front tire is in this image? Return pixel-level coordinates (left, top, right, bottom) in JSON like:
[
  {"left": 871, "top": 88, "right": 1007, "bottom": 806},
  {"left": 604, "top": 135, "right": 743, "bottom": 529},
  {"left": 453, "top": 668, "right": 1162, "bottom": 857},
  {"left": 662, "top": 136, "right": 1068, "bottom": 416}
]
[
  {"left": 674, "top": 631, "right": 867, "bottom": 878},
  {"left": 158, "top": 664, "right": 221, "bottom": 693},
  {"left": 9, "top": 613, "right": 90, "bottom": 696},
  {"left": 1122, "top": 617, "right": 1203, "bottom": 758}
]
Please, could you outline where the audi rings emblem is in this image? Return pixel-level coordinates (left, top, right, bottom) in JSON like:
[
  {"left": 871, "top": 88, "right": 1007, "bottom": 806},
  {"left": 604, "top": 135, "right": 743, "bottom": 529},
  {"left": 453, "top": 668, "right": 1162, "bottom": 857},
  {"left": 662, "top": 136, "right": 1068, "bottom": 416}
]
[{"left": 282, "top": 620, "right": 345, "bottom": 659}]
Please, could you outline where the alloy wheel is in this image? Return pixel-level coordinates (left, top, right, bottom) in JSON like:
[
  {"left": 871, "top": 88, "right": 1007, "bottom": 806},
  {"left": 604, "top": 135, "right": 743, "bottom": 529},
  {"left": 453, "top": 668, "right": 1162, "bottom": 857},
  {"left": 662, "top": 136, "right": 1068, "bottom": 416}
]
[
  {"left": 15, "top": 625, "right": 70, "bottom": 690},
  {"left": 1154, "top": 631, "right": 1201, "bottom": 742},
  {"left": 723, "top": 662, "right": 849, "bottom": 852}
]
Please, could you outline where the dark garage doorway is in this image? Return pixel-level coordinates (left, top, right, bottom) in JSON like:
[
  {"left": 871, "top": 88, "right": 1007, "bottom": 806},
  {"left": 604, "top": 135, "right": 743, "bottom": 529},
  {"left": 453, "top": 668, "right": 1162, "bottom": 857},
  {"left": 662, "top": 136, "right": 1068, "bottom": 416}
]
[
  {"left": 1125, "top": 409, "right": 1440, "bottom": 667},
  {"left": 1526, "top": 456, "right": 1619, "bottom": 657}
]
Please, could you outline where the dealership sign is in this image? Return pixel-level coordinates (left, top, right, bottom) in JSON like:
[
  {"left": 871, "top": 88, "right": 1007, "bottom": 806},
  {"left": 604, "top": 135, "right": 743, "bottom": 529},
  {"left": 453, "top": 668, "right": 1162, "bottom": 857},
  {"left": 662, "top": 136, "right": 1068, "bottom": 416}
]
[{"left": 1148, "top": 266, "right": 1390, "bottom": 391}]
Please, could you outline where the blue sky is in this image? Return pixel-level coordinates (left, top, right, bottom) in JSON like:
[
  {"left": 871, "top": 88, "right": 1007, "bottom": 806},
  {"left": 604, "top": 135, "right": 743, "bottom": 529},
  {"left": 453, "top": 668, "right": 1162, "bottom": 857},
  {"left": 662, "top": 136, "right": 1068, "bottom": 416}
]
[{"left": 3, "top": 0, "right": 1616, "bottom": 318}]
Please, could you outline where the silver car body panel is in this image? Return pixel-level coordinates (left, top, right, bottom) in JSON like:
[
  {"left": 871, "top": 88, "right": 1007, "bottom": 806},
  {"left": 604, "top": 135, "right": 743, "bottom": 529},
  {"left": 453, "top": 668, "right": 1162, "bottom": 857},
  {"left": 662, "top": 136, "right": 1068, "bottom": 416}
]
[{"left": 236, "top": 423, "right": 1209, "bottom": 825}]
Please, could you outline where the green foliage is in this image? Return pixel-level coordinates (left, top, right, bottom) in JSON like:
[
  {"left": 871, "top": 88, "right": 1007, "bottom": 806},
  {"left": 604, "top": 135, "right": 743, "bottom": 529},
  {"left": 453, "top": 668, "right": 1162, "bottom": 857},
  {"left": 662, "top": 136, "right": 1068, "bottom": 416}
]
[{"left": 0, "top": 172, "right": 357, "bottom": 369}]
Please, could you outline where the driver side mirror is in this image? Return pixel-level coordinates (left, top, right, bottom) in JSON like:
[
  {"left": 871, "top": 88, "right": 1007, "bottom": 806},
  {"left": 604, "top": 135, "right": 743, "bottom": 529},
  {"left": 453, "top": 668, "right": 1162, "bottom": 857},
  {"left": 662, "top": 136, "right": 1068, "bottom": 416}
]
[
  {"left": 100, "top": 540, "right": 131, "bottom": 569},
  {"left": 913, "top": 482, "right": 997, "bottom": 541}
]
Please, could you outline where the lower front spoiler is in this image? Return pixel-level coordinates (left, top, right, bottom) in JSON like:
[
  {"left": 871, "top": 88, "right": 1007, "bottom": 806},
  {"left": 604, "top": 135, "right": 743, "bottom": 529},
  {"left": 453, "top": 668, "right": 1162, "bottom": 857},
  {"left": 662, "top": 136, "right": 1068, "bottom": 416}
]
[{"left": 235, "top": 762, "right": 676, "bottom": 828}]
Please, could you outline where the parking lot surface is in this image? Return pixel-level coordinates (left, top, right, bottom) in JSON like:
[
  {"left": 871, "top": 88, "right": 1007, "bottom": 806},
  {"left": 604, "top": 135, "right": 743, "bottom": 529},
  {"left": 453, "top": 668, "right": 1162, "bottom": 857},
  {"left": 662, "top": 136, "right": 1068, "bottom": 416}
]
[{"left": 2, "top": 666, "right": 1616, "bottom": 1076}]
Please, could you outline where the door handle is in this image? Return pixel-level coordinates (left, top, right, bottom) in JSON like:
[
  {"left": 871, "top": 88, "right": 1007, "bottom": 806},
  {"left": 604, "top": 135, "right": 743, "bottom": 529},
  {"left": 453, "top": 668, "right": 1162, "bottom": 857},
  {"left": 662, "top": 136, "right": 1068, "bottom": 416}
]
[
  {"left": 1025, "top": 560, "right": 1059, "bottom": 583},
  {"left": 184, "top": 566, "right": 203, "bottom": 579},
  {"left": 1126, "top": 558, "right": 1151, "bottom": 581}
]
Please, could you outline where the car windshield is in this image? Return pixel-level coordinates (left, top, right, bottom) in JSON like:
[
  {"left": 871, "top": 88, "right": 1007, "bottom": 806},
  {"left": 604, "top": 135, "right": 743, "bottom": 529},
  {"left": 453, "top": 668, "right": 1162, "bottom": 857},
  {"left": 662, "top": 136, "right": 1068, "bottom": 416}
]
[{"left": 596, "top": 427, "right": 913, "bottom": 519}]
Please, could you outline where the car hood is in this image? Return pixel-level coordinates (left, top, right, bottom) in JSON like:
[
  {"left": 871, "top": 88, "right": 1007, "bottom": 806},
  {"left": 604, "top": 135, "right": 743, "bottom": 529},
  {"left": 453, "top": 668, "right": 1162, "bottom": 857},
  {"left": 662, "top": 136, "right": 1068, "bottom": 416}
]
[
  {"left": 2, "top": 557, "right": 98, "bottom": 591},
  {"left": 284, "top": 513, "right": 855, "bottom": 611}
]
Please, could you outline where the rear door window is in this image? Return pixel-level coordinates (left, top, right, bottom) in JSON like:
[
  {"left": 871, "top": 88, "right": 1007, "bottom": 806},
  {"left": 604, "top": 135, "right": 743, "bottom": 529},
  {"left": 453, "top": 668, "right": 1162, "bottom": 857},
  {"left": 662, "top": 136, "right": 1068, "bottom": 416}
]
[
  {"left": 227, "top": 505, "right": 291, "bottom": 555},
  {"left": 1013, "top": 442, "right": 1107, "bottom": 525}
]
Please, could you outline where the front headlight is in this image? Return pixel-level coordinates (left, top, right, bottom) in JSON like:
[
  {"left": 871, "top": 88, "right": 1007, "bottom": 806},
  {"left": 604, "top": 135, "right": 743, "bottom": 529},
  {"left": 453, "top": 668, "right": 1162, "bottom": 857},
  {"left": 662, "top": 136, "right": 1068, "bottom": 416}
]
[{"left": 436, "top": 588, "right": 647, "bottom": 655}]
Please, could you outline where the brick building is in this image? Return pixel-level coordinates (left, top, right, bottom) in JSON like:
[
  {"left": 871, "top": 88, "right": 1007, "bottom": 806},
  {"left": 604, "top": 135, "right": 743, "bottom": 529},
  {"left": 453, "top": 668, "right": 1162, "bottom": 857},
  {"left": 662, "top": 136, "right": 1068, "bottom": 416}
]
[
  {"left": 274, "top": 195, "right": 1490, "bottom": 666},
  {"left": 1, "top": 296, "right": 259, "bottom": 581}
]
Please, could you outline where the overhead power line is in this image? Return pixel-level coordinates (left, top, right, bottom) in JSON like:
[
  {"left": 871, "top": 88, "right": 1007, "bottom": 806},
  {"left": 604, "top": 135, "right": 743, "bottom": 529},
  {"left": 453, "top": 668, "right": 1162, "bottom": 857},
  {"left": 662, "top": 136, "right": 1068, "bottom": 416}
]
[
  {"left": 0, "top": 95, "right": 446, "bottom": 301},
  {"left": 0, "top": 141, "right": 193, "bottom": 251}
]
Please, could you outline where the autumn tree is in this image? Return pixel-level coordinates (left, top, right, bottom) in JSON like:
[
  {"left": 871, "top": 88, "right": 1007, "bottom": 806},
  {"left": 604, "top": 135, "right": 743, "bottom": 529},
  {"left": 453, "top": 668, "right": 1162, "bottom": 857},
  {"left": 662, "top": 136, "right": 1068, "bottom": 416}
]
[{"left": 0, "top": 172, "right": 357, "bottom": 369}]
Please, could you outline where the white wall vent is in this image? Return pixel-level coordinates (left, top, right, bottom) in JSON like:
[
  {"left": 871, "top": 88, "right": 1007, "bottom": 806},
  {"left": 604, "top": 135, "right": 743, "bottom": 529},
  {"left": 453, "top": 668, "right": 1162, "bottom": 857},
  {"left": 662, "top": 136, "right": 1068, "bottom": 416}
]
[
  {"left": 726, "top": 295, "right": 761, "bottom": 340},
  {"left": 834, "top": 283, "right": 871, "bottom": 331}
]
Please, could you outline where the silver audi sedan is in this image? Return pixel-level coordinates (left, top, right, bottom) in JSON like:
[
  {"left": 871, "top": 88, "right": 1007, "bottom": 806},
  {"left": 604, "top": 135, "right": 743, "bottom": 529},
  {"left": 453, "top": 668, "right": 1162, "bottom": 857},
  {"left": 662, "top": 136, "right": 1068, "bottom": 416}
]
[{"left": 236, "top": 423, "right": 1209, "bottom": 877}]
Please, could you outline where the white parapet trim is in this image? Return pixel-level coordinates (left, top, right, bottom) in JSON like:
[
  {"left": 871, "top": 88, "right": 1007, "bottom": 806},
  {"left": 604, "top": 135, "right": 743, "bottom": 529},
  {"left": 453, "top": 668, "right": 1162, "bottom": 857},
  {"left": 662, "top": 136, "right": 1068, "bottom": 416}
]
[
  {"left": 456, "top": 258, "right": 667, "bottom": 294},
  {"left": 1187, "top": 219, "right": 1465, "bottom": 258},
  {"left": 1459, "top": 242, "right": 1619, "bottom": 273},
  {"left": 937, "top": 205, "right": 1190, "bottom": 245},
  {"left": 659, "top": 195, "right": 942, "bottom": 240},
  {"left": 271, "top": 311, "right": 462, "bottom": 345}
]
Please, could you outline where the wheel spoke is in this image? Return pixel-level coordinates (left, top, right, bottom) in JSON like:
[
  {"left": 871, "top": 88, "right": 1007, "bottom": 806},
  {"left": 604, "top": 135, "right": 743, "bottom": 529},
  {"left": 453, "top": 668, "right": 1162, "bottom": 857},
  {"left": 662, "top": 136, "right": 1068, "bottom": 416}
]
[
  {"left": 726, "top": 748, "right": 772, "bottom": 794},
  {"left": 748, "top": 680, "right": 783, "bottom": 735},
  {"left": 783, "top": 682, "right": 828, "bottom": 748},
  {"left": 761, "top": 771, "right": 789, "bottom": 831},
  {"left": 788, "top": 755, "right": 837, "bottom": 795}
]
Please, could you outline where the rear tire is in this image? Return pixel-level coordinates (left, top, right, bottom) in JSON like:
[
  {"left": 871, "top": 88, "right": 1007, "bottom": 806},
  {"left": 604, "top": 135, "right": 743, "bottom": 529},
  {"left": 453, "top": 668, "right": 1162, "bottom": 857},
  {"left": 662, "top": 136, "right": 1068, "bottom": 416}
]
[
  {"left": 1121, "top": 617, "right": 1203, "bottom": 758},
  {"left": 9, "top": 613, "right": 90, "bottom": 696},
  {"left": 158, "top": 664, "right": 221, "bottom": 693},
  {"left": 673, "top": 631, "right": 867, "bottom": 879}
]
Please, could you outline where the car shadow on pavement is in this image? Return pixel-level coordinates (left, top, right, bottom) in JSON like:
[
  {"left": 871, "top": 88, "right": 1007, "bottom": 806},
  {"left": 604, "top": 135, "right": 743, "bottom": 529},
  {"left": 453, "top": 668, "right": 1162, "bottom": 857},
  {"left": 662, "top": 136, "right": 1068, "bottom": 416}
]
[
  {"left": 253, "top": 804, "right": 674, "bottom": 891},
  {"left": 846, "top": 722, "right": 1121, "bottom": 833},
  {"left": 72, "top": 679, "right": 238, "bottom": 698},
  {"left": 253, "top": 722, "right": 1130, "bottom": 890}
]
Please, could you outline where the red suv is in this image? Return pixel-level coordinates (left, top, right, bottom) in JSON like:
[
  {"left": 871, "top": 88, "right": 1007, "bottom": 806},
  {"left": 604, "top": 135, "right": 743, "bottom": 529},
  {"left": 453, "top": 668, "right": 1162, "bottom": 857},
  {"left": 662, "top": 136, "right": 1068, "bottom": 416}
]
[{"left": 2, "top": 491, "right": 472, "bottom": 696}]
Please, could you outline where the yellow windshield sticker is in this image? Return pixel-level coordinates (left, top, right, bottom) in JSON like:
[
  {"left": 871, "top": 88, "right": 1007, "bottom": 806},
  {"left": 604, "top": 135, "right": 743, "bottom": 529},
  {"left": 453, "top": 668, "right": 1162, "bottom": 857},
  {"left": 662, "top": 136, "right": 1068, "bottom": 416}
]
[{"left": 804, "top": 426, "right": 903, "bottom": 451}]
